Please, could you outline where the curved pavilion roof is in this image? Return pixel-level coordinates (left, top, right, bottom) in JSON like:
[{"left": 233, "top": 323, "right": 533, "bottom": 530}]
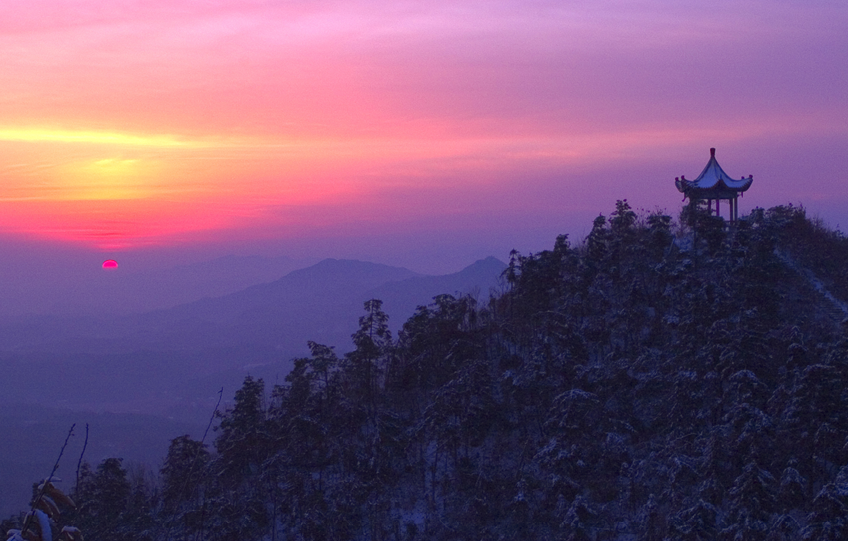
[{"left": 675, "top": 148, "right": 753, "bottom": 199}]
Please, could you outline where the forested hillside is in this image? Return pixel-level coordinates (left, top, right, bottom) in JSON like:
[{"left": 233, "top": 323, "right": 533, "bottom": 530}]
[{"left": 8, "top": 202, "right": 848, "bottom": 541}]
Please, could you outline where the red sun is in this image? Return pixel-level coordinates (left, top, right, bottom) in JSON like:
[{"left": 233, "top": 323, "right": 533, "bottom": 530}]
[{"left": 102, "top": 259, "right": 119, "bottom": 269}]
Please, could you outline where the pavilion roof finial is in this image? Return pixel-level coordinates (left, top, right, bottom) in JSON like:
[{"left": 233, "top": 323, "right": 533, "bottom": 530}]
[{"left": 710, "top": 147, "right": 716, "bottom": 158}]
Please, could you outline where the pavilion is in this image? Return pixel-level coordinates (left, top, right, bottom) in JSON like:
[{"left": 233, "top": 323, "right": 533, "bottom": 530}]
[{"left": 675, "top": 148, "right": 753, "bottom": 221}]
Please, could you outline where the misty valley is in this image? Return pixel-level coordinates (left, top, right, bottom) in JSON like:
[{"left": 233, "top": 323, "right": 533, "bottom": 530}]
[{"left": 0, "top": 257, "right": 506, "bottom": 520}]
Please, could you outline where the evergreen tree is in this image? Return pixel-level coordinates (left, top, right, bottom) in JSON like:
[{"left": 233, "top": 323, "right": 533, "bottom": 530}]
[
  {"left": 215, "top": 375, "right": 268, "bottom": 482},
  {"left": 75, "top": 458, "right": 132, "bottom": 541}
]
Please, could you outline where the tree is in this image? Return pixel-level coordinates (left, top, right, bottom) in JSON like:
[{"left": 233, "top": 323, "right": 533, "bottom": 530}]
[
  {"left": 585, "top": 214, "right": 610, "bottom": 264},
  {"left": 680, "top": 198, "right": 726, "bottom": 254},
  {"left": 215, "top": 376, "right": 268, "bottom": 482},
  {"left": 307, "top": 340, "right": 340, "bottom": 408},
  {"left": 75, "top": 458, "right": 131, "bottom": 541},
  {"left": 346, "top": 299, "right": 393, "bottom": 408},
  {"left": 721, "top": 459, "right": 777, "bottom": 541},
  {"left": 161, "top": 435, "right": 209, "bottom": 511},
  {"left": 160, "top": 436, "right": 209, "bottom": 539}
]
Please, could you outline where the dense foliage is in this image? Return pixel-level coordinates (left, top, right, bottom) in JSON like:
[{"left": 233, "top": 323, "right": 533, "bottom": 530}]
[{"left": 11, "top": 202, "right": 848, "bottom": 540}]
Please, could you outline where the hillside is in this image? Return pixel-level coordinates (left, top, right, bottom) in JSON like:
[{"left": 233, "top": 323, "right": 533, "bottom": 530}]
[{"left": 8, "top": 202, "right": 848, "bottom": 541}]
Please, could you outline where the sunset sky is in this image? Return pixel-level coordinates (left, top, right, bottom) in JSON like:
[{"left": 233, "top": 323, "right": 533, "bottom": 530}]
[{"left": 1, "top": 0, "right": 846, "bottom": 276}]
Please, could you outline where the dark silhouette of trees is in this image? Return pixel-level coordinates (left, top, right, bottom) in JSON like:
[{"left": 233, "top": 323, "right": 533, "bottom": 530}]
[{"left": 21, "top": 202, "right": 848, "bottom": 541}]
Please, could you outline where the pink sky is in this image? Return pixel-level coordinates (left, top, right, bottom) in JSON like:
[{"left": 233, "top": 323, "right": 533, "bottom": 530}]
[{"left": 0, "top": 0, "right": 846, "bottom": 273}]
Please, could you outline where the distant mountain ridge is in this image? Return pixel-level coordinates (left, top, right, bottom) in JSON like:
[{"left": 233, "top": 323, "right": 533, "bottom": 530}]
[
  {"left": 0, "top": 256, "right": 507, "bottom": 417},
  {"left": 369, "top": 256, "right": 508, "bottom": 325},
  {"left": 154, "top": 258, "right": 423, "bottom": 325},
  {"left": 123, "top": 257, "right": 507, "bottom": 356}
]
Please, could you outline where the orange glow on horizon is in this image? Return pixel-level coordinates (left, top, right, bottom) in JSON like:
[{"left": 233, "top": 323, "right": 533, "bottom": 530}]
[{"left": 0, "top": 120, "right": 835, "bottom": 251}]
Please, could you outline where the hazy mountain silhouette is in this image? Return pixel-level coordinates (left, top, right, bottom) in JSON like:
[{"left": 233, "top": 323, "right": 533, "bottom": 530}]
[
  {"left": 0, "top": 257, "right": 507, "bottom": 415},
  {"left": 368, "top": 256, "right": 508, "bottom": 324},
  {"left": 134, "top": 256, "right": 506, "bottom": 352}
]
